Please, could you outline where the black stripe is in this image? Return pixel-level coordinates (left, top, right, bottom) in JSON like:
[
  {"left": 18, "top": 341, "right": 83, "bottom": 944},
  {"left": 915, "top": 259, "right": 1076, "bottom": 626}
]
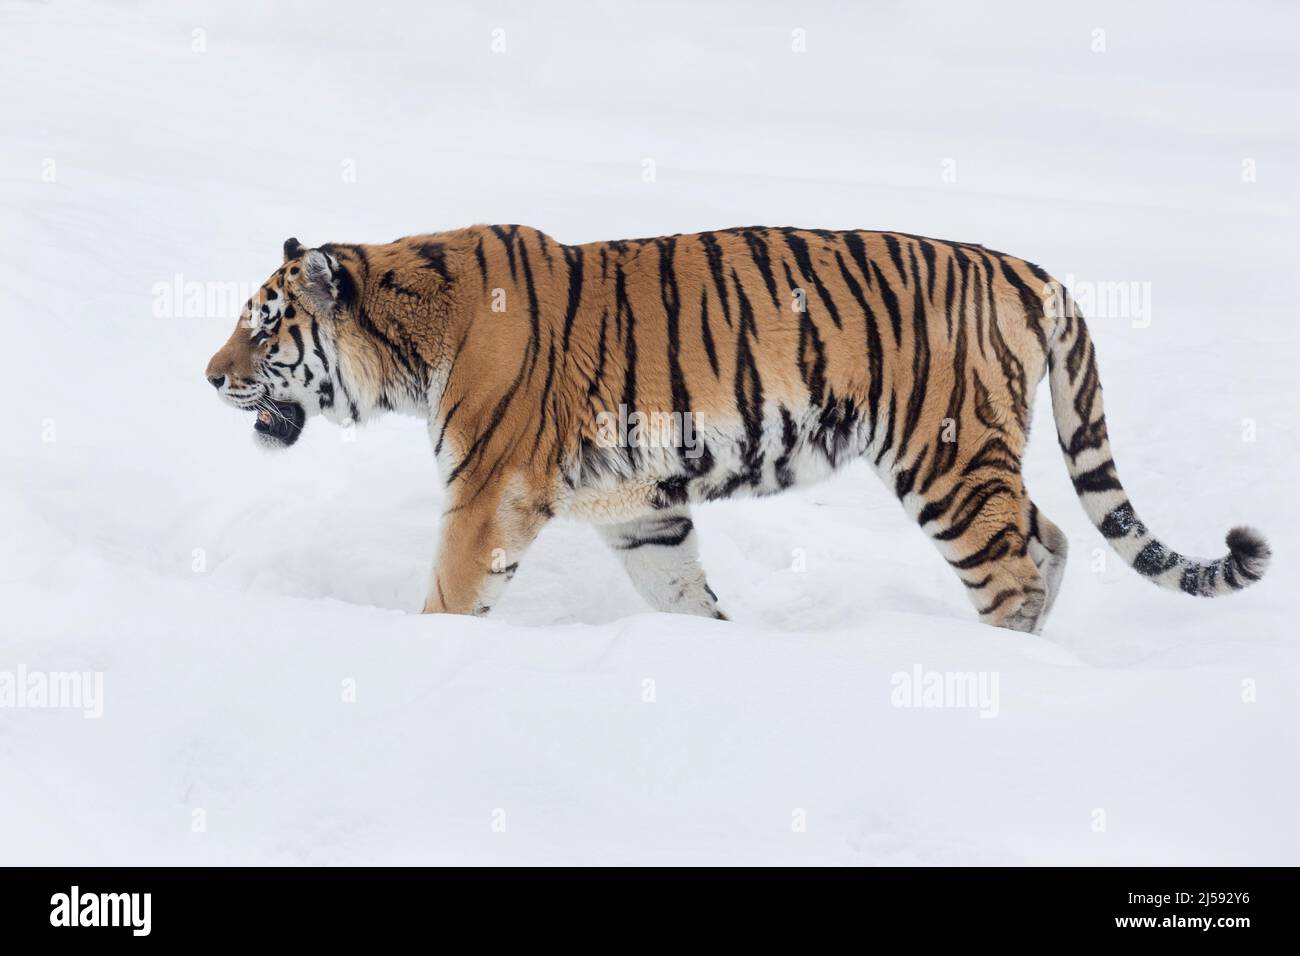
[
  {"left": 932, "top": 479, "right": 1018, "bottom": 541},
  {"left": 956, "top": 247, "right": 986, "bottom": 357},
  {"left": 977, "top": 253, "right": 1027, "bottom": 429},
  {"left": 781, "top": 229, "right": 841, "bottom": 329},
  {"left": 379, "top": 269, "right": 420, "bottom": 299},
  {"left": 1180, "top": 565, "right": 1209, "bottom": 596},
  {"left": 561, "top": 244, "right": 585, "bottom": 351},
  {"left": 659, "top": 237, "right": 692, "bottom": 423},
  {"left": 537, "top": 232, "right": 555, "bottom": 271},
  {"left": 1071, "top": 461, "right": 1123, "bottom": 495},
  {"left": 970, "top": 369, "right": 1006, "bottom": 435},
  {"left": 833, "top": 251, "right": 883, "bottom": 441},
  {"left": 490, "top": 225, "right": 519, "bottom": 282},
  {"left": 998, "top": 256, "right": 1048, "bottom": 349},
  {"left": 414, "top": 242, "right": 451, "bottom": 280},
  {"left": 517, "top": 238, "right": 542, "bottom": 383},
  {"left": 616, "top": 515, "right": 694, "bottom": 550},
  {"left": 787, "top": 259, "right": 826, "bottom": 406},
  {"left": 942, "top": 254, "right": 955, "bottom": 339},
  {"left": 843, "top": 232, "right": 874, "bottom": 290},
  {"left": 309, "top": 318, "right": 330, "bottom": 373},
  {"left": 742, "top": 228, "right": 781, "bottom": 308},
  {"left": 917, "top": 482, "right": 960, "bottom": 528},
  {"left": 948, "top": 524, "right": 1020, "bottom": 570},
  {"left": 894, "top": 447, "right": 929, "bottom": 499},
  {"left": 474, "top": 238, "right": 488, "bottom": 293},
  {"left": 699, "top": 288, "right": 719, "bottom": 377},
  {"left": 1223, "top": 559, "right": 1243, "bottom": 590},
  {"left": 616, "top": 266, "right": 638, "bottom": 465},
  {"left": 434, "top": 398, "right": 462, "bottom": 455},
  {"left": 699, "top": 232, "right": 732, "bottom": 327},
  {"left": 977, "top": 588, "right": 1021, "bottom": 615},
  {"left": 869, "top": 260, "right": 903, "bottom": 343},
  {"left": 874, "top": 392, "right": 898, "bottom": 466},
  {"left": 354, "top": 302, "right": 423, "bottom": 386},
  {"left": 285, "top": 324, "right": 305, "bottom": 371},
  {"left": 731, "top": 269, "right": 764, "bottom": 487},
  {"left": 894, "top": 246, "right": 931, "bottom": 461},
  {"left": 918, "top": 239, "right": 938, "bottom": 303},
  {"left": 960, "top": 436, "right": 1020, "bottom": 476},
  {"left": 586, "top": 308, "right": 609, "bottom": 397},
  {"left": 919, "top": 268, "right": 967, "bottom": 495},
  {"left": 773, "top": 406, "right": 799, "bottom": 489},
  {"left": 1099, "top": 501, "right": 1145, "bottom": 539},
  {"left": 883, "top": 234, "right": 907, "bottom": 282},
  {"left": 531, "top": 336, "right": 558, "bottom": 454},
  {"left": 1132, "top": 540, "right": 1180, "bottom": 577}
]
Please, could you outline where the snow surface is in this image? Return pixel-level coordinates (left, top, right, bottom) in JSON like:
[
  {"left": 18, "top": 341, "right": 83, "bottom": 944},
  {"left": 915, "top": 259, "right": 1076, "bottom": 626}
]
[{"left": 1, "top": 0, "right": 1297, "bottom": 865}]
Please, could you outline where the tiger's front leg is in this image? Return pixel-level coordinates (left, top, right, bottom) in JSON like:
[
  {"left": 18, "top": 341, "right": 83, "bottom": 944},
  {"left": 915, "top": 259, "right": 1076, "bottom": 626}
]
[{"left": 421, "top": 474, "right": 551, "bottom": 616}]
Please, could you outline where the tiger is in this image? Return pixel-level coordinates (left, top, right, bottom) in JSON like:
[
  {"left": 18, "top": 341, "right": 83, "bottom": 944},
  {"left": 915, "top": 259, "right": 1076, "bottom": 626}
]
[{"left": 204, "top": 226, "right": 1270, "bottom": 633}]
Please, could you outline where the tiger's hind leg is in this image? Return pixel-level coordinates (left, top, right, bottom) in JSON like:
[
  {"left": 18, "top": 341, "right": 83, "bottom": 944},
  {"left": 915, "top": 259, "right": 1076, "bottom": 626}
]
[
  {"left": 1027, "top": 501, "right": 1069, "bottom": 619},
  {"left": 916, "top": 467, "right": 1049, "bottom": 633},
  {"left": 596, "top": 507, "right": 727, "bottom": 619}
]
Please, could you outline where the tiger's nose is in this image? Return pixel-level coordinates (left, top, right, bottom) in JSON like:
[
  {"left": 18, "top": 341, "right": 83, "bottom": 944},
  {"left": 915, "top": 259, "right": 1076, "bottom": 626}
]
[{"left": 208, "top": 374, "right": 226, "bottom": 389}]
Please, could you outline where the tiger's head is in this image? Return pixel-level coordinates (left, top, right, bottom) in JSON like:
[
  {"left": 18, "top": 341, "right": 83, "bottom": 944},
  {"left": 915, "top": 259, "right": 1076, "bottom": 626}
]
[{"left": 205, "top": 238, "right": 349, "bottom": 448}]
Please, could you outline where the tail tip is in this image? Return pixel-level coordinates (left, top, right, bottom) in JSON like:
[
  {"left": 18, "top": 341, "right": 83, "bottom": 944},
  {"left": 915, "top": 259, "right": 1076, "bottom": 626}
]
[{"left": 1226, "top": 526, "right": 1271, "bottom": 580}]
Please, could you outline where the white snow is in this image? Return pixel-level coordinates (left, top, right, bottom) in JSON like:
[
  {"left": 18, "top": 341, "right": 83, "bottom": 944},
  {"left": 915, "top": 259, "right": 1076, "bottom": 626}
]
[{"left": 1, "top": 0, "right": 1297, "bottom": 864}]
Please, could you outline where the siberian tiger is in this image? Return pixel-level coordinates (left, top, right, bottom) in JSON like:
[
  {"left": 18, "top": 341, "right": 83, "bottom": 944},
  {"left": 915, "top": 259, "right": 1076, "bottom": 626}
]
[{"left": 204, "top": 227, "right": 1269, "bottom": 632}]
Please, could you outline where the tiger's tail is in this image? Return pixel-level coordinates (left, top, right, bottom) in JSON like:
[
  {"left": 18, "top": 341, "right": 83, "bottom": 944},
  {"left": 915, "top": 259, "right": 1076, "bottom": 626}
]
[{"left": 1046, "top": 293, "right": 1270, "bottom": 596}]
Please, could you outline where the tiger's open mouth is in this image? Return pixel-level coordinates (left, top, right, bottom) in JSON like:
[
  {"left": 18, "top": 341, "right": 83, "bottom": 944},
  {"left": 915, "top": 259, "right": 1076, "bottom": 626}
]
[{"left": 253, "top": 399, "right": 306, "bottom": 447}]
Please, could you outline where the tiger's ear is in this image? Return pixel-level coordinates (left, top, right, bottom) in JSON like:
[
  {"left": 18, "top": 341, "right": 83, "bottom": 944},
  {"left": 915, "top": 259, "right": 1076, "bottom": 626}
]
[
  {"left": 292, "top": 248, "right": 343, "bottom": 311},
  {"left": 283, "top": 237, "right": 306, "bottom": 262}
]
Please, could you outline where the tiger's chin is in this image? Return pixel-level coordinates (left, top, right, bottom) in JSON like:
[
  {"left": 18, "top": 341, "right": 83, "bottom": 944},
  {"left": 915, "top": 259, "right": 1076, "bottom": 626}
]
[{"left": 252, "top": 399, "right": 307, "bottom": 449}]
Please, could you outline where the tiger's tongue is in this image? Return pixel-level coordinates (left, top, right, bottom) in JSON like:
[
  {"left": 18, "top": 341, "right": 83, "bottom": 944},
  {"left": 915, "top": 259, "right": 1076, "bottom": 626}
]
[{"left": 257, "top": 409, "right": 273, "bottom": 426}]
